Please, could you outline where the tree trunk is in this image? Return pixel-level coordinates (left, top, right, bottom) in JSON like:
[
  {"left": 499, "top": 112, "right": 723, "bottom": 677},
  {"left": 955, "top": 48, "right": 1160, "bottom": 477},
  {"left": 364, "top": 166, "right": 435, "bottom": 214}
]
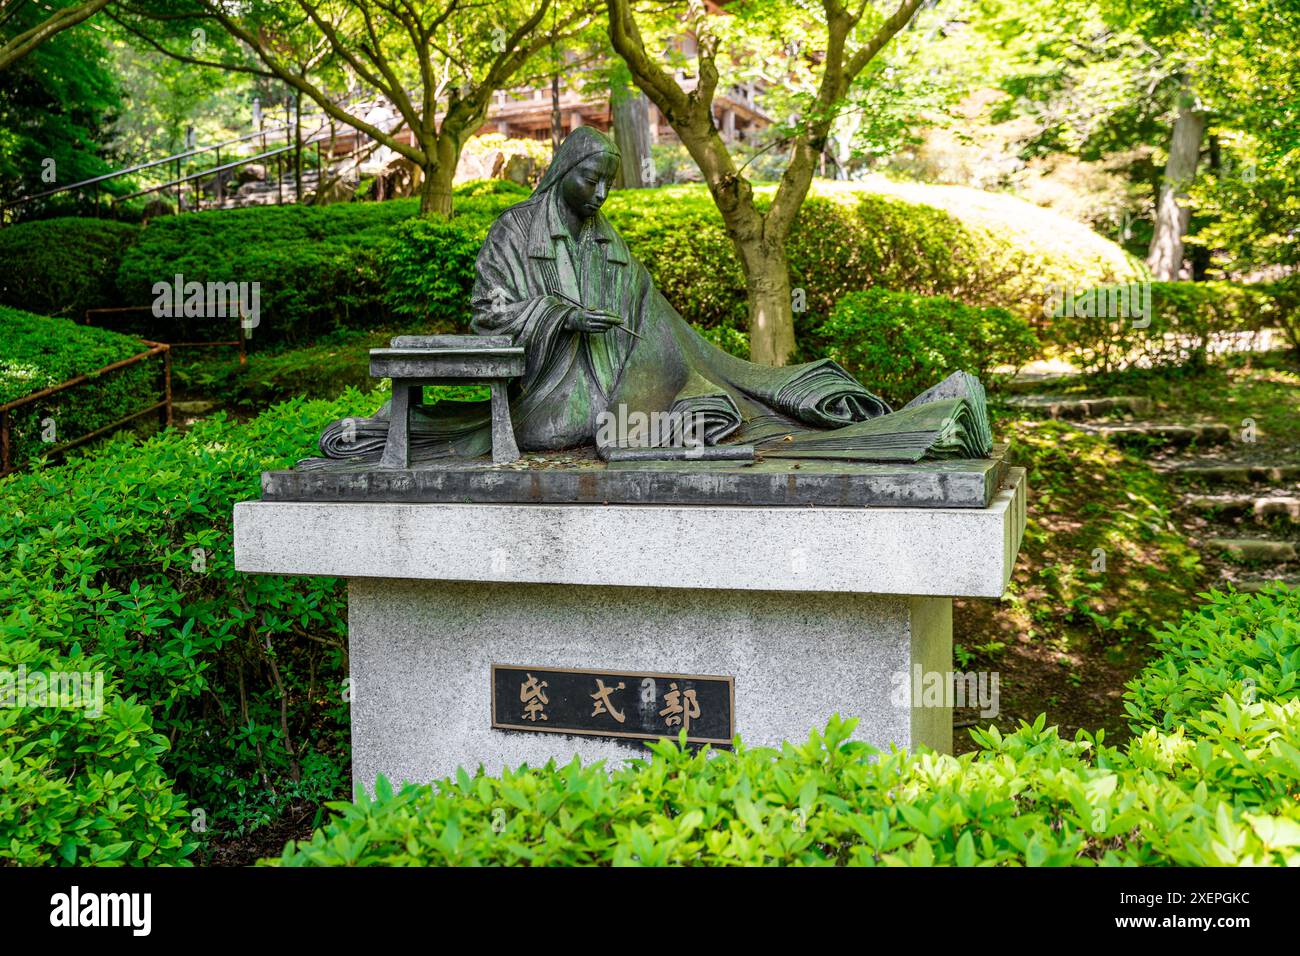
[
  {"left": 419, "top": 160, "right": 454, "bottom": 218},
  {"left": 612, "top": 91, "right": 653, "bottom": 188},
  {"left": 551, "top": 75, "right": 563, "bottom": 153},
  {"left": 1147, "top": 86, "right": 1207, "bottom": 281},
  {"left": 740, "top": 245, "right": 796, "bottom": 366}
]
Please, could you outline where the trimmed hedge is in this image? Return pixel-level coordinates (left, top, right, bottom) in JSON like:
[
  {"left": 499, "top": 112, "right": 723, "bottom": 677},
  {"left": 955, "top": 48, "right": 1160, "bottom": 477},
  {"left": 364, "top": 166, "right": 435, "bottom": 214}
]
[
  {"left": 602, "top": 183, "right": 1143, "bottom": 357},
  {"left": 268, "top": 584, "right": 1300, "bottom": 867},
  {"left": 1049, "top": 280, "right": 1276, "bottom": 376},
  {"left": 0, "top": 306, "right": 161, "bottom": 467},
  {"left": 0, "top": 388, "right": 382, "bottom": 856},
  {"left": 0, "top": 218, "right": 139, "bottom": 320},
  {"left": 7, "top": 179, "right": 1141, "bottom": 351},
  {"left": 115, "top": 183, "right": 530, "bottom": 345},
  {"left": 813, "top": 288, "right": 1038, "bottom": 407}
]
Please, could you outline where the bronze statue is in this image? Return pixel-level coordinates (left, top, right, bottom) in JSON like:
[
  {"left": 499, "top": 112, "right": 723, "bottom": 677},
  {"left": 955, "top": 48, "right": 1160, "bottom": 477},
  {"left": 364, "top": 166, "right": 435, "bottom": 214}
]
[{"left": 310, "top": 127, "right": 991, "bottom": 467}]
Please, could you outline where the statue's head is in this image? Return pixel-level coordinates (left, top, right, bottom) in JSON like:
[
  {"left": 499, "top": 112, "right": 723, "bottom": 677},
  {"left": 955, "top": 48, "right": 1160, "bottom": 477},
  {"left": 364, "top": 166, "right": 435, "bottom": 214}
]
[{"left": 535, "top": 127, "right": 621, "bottom": 220}]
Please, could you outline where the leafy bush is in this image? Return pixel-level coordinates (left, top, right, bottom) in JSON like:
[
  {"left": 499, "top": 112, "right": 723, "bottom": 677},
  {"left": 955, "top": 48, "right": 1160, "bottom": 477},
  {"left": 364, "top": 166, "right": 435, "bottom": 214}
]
[
  {"left": 0, "top": 634, "right": 193, "bottom": 865},
  {"left": 115, "top": 183, "right": 531, "bottom": 346},
  {"left": 270, "top": 584, "right": 1300, "bottom": 867},
  {"left": 1125, "top": 584, "right": 1299, "bottom": 731},
  {"left": 1049, "top": 280, "right": 1275, "bottom": 376},
  {"left": 813, "top": 288, "right": 1038, "bottom": 406},
  {"left": 0, "top": 388, "right": 382, "bottom": 850},
  {"left": 601, "top": 181, "right": 1141, "bottom": 354},
  {"left": 1265, "top": 273, "right": 1300, "bottom": 360},
  {"left": 102, "top": 178, "right": 1126, "bottom": 353},
  {"left": 0, "top": 306, "right": 162, "bottom": 467},
  {"left": 0, "top": 218, "right": 139, "bottom": 319}
]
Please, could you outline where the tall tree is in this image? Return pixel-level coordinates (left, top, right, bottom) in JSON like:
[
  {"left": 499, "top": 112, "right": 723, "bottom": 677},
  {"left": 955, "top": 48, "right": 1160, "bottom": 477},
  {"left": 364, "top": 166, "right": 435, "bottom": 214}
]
[
  {"left": 124, "top": 0, "right": 600, "bottom": 217},
  {"left": 606, "top": 0, "right": 924, "bottom": 365}
]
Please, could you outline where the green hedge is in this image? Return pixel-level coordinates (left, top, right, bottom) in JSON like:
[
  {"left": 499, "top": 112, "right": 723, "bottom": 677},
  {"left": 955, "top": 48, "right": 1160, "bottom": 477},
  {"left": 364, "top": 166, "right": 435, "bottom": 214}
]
[
  {"left": 600, "top": 183, "right": 1142, "bottom": 356},
  {"left": 1265, "top": 273, "right": 1300, "bottom": 360},
  {"left": 0, "top": 388, "right": 382, "bottom": 857},
  {"left": 1, "top": 178, "right": 1136, "bottom": 352},
  {"left": 268, "top": 584, "right": 1300, "bottom": 867},
  {"left": 813, "top": 288, "right": 1038, "bottom": 407},
  {"left": 0, "top": 218, "right": 139, "bottom": 320},
  {"left": 0, "top": 306, "right": 161, "bottom": 467},
  {"left": 115, "top": 183, "right": 530, "bottom": 345},
  {"left": 1049, "top": 280, "right": 1276, "bottom": 376}
]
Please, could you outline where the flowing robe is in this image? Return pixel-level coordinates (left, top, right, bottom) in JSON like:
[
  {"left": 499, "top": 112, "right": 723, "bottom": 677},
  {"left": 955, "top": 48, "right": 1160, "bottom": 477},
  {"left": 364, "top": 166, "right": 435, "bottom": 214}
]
[{"left": 310, "top": 188, "right": 991, "bottom": 465}]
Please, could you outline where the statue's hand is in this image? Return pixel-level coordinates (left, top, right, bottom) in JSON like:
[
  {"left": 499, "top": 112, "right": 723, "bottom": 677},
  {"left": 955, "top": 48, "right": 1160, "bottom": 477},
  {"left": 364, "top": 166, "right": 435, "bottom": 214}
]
[{"left": 565, "top": 308, "right": 625, "bottom": 334}]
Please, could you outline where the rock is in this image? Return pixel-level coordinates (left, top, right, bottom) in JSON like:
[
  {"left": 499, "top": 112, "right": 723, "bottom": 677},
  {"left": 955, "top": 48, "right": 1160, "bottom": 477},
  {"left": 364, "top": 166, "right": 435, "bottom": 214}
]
[
  {"left": 1083, "top": 422, "right": 1230, "bottom": 447},
  {"left": 236, "top": 163, "right": 267, "bottom": 184},
  {"left": 1173, "top": 464, "right": 1300, "bottom": 485},
  {"left": 1206, "top": 538, "right": 1298, "bottom": 563},
  {"left": 307, "top": 176, "right": 355, "bottom": 206},
  {"left": 503, "top": 154, "right": 537, "bottom": 186},
  {"left": 141, "top": 198, "right": 175, "bottom": 221},
  {"left": 1004, "top": 395, "right": 1152, "bottom": 420},
  {"left": 173, "top": 400, "right": 217, "bottom": 415},
  {"left": 1186, "top": 495, "right": 1300, "bottom": 522},
  {"left": 1255, "top": 497, "right": 1300, "bottom": 521},
  {"left": 373, "top": 157, "right": 422, "bottom": 200},
  {"left": 1184, "top": 494, "right": 1254, "bottom": 515}
]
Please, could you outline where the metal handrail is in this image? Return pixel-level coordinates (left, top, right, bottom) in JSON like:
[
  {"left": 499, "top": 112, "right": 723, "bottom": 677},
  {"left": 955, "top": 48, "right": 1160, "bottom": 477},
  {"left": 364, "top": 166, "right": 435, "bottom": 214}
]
[
  {"left": 0, "top": 341, "right": 171, "bottom": 477},
  {"left": 111, "top": 144, "right": 297, "bottom": 203},
  {"left": 0, "top": 92, "right": 377, "bottom": 216}
]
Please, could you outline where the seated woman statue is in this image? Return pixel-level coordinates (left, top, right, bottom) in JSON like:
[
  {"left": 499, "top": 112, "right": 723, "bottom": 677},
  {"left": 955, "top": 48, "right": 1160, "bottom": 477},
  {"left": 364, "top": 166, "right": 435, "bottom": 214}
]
[{"left": 312, "top": 126, "right": 990, "bottom": 466}]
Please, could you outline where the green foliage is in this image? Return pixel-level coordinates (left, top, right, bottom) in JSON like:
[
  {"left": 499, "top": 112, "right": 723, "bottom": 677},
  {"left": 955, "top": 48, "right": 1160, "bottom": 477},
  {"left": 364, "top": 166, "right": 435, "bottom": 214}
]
[
  {"left": 814, "top": 288, "right": 1038, "bottom": 406},
  {"left": 1265, "top": 273, "right": 1300, "bottom": 360},
  {"left": 0, "top": 306, "right": 161, "bottom": 466},
  {"left": 1049, "top": 280, "right": 1276, "bottom": 375},
  {"left": 268, "top": 584, "right": 1300, "bottom": 867},
  {"left": 0, "top": 635, "right": 193, "bottom": 865},
  {"left": 380, "top": 183, "right": 526, "bottom": 324},
  {"left": 116, "top": 200, "right": 418, "bottom": 344},
  {"left": 1125, "top": 584, "right": 1300, "bottom": 733},
  {"left": 27, "top": 177, "right": 1129, "bottom": 358},
  {"left": 1001, "top": 418, "right": 1202, "bottom": 643},
  {"left": 0, "top": 387, "right": 382, "bottom": 850},
  {"left": 115, "top": 183, "right": 531, "bottom": 345},
  {"left": 0, "top": 218, "right": 139, "bottom": 319},
  {"left": 602, "top": 182, "right": 1139, "bottom": 352},
  {"left": 0, "top": 12, "right": 121, "bottom": 219}
]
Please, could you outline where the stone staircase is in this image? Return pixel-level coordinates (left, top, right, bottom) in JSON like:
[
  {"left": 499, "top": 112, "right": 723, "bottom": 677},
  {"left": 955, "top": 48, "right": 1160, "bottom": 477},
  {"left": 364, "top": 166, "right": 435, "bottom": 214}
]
[{"left": 1007, "top": 393, "right": 1299, "bottom": 593}]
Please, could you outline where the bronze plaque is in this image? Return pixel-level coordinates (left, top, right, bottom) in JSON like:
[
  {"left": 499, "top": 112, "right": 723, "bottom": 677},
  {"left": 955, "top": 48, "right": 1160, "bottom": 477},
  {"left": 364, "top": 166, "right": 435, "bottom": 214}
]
[{"left": 491, "top": 664, "right": 735, "bottom": 747}]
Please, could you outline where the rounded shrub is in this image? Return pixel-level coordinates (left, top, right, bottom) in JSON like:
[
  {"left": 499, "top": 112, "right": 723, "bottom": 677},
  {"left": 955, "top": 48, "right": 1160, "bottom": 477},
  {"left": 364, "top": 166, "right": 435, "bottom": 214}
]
[
  {"left": 813, "top": 287, "right": 1038, "bottom": 406},
  {"left": 0, "top": 217, "right": 140, "bottom": 319}
]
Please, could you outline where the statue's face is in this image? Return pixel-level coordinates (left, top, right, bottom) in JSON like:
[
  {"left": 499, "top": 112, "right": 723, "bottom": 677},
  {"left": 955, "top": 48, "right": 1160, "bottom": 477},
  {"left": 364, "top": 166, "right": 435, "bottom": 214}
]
[{"left": 560, "top": 152, "right": 619, "bottom": 219}]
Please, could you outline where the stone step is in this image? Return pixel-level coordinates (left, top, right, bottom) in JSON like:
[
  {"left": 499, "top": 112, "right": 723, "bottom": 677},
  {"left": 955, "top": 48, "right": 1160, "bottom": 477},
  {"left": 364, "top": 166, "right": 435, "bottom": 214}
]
[
  {"left": 173, "top": 400, "right": 218, "bottom": 415},
  {"left": 1004, "top": 394, "right": 1152, "bottom": 420},
  {"left": 1080, "top": 422, "right": 1231, "bottom": 448},
  {"left": 1206, "top": 538, "right": 1298, "bottom": 563},
  {"left": 1172, "top": 464, "right": 1300, "bottom": 485},
  {"left": 1234, "top": 576, "right": 1300, "bottom": 594},
  {"left": 1185, "top": 495, "right": 1300, "bottom": 522}
]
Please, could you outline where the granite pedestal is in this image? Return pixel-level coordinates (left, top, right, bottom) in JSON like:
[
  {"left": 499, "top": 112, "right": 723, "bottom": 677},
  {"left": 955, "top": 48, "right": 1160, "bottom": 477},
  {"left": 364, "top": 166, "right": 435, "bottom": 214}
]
[{"left": 233, "top": 467, "right": 1027, "bottom": 788}]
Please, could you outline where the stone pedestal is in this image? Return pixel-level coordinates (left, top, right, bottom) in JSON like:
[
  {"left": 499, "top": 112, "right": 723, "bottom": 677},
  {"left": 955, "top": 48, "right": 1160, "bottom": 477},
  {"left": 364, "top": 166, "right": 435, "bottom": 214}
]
[{"left": 234, "top": 468, "right": 1026, "bottom": 788}]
